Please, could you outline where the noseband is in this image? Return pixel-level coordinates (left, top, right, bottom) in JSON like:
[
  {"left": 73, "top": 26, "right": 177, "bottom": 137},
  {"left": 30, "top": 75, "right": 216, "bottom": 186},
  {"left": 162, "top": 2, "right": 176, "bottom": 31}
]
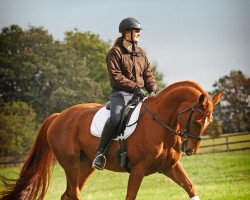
[{"left": 142, "top": 101, "right": 204, "bottom": 142}]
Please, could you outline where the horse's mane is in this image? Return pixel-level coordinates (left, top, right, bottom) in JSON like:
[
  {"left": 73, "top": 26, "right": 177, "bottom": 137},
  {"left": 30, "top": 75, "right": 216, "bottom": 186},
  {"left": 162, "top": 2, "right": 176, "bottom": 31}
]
[{"left": 159, "top": 81, "right": 208, "bottom": 96}]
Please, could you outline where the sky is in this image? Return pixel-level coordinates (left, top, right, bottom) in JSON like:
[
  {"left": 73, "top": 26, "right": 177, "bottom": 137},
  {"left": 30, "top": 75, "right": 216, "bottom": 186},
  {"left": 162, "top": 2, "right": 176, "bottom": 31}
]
[{"left": 0, "top": 0, "right": 249, "bottom": 91}]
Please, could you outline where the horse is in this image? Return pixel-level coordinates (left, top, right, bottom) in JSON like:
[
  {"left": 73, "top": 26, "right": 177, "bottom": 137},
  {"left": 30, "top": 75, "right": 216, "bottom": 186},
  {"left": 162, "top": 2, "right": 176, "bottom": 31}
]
[{"left": 1, "top": 81, "right": 222, "bottom": 200}]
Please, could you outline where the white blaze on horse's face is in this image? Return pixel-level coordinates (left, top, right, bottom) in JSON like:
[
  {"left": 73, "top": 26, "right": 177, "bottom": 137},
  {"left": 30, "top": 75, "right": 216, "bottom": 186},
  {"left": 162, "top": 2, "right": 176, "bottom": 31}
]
[
  {"left": 203, "top": 112, "right": 213, "bottom": 130},
  {"left": 199, "top": 111, "right": 213, "bottom": 133},
  {"left": 204, "top": 116, "right": 209, "bottom": 128}
]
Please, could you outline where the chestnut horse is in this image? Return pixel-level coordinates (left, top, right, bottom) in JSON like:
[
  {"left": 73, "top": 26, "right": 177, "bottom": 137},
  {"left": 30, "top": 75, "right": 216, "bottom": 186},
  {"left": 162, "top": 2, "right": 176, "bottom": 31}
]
[{"left": 1, "top": 81, "right": 222, "bottom": 200}]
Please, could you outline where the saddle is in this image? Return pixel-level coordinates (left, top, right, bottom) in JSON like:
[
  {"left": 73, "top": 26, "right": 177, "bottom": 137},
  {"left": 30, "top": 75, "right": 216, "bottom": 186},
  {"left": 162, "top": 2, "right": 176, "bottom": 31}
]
[
  {"left": 90, "top": 97, "right": 143, "bottom": 172},
  {"left": 91, "top": 98, "right": 143, "bottom": 140}
]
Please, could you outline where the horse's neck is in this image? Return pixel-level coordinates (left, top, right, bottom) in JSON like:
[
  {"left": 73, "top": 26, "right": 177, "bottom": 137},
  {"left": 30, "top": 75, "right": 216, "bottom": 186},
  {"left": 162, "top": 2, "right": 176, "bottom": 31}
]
[
  {"left": 148, "top": 86, "right": 201, "bottom": 126},
  {"left": 161, "top": 81, "right": 205, "bottom": 94},
  {"left": 147, "top": 93, "right": 180, "bottom": 126},
  {"left": 146, "top": 94, "right": 182, "bottom": 151}
]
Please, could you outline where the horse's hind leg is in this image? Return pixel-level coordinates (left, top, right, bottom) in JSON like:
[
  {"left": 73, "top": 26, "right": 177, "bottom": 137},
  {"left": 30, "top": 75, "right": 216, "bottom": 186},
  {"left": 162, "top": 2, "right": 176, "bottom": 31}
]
[
  {"left": 78, "top": 150, "right": 95, "bottom": 191},
  {"left": 60, "top": 154, "right": 83, "bottom": 200}
]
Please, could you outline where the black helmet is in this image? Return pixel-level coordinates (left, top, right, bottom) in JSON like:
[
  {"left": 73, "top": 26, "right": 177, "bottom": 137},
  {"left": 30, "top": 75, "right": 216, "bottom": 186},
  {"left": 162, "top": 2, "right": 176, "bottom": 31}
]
[{"left": 119, "top": 17, "right": 142, "bottom": 33}]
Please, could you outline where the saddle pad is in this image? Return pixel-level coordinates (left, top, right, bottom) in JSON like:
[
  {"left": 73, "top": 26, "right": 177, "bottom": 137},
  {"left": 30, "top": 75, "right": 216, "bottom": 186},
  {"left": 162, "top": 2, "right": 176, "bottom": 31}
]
[{"left": 90, "top": 102, "right": 143, "bottom": 140}]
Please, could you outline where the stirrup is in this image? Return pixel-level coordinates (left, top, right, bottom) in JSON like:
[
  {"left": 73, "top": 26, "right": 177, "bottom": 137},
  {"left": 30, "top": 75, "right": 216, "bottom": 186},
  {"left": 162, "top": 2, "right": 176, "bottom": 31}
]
[{"left": 92, "top": 153, "right": 106, "bottom": 170}]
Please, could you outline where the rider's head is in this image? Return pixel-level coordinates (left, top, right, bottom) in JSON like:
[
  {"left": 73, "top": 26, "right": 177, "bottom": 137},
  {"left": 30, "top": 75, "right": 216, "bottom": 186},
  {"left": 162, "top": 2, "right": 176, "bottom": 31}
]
[{"left": 119, "top": 17, "right": 142, "bottom": 44}]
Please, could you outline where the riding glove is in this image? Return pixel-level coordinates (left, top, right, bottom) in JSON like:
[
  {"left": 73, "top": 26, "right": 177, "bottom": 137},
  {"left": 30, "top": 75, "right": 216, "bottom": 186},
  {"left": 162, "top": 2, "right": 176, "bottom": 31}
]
[{"left": 133, "top": 87, "right": 146, "bottom": 99}]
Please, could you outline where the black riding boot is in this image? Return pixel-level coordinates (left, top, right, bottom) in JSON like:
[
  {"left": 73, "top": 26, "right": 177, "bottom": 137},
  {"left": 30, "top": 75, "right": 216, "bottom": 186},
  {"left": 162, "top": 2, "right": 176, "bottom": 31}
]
[{"left": 92, "top": 118, "right": 116, "bottom": 170}]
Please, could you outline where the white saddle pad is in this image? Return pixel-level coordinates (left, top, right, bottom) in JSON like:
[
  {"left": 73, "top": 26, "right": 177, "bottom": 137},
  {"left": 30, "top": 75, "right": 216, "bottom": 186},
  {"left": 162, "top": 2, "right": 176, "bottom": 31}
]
[{"left": 90, "top": 102, "right": 143, "bottom": 140}]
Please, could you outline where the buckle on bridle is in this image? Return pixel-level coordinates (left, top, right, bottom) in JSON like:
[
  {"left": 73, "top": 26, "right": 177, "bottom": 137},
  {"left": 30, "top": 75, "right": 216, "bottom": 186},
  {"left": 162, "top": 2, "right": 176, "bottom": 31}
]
[{"left": 179, "top": 132, "right": 188, "bottom": 141}]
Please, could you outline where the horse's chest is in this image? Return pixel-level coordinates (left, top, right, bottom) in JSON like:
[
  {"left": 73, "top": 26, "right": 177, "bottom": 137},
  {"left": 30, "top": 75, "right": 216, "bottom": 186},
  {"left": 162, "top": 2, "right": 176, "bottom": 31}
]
[
  {"left": 161, "top": 150, "right": 179, "bottom": 167},
  {"left": 147, "top": 150, "right": 180, "bottom": 174}
]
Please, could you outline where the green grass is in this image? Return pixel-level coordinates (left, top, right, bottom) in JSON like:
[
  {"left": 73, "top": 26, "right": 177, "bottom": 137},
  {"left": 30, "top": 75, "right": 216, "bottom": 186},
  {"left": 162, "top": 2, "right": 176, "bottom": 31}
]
[{"left": 1, "top": 150, "right": 250, "bottom": 200}]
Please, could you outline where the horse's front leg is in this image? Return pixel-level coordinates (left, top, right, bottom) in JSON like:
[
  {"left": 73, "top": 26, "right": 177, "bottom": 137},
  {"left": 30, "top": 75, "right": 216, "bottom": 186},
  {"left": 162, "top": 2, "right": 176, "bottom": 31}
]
[
  {"left": 163, "top": 161, "right": 200, "bottom": 200},
  {"left": 125, "top": 164, "right": 145, "bottom": 200}
]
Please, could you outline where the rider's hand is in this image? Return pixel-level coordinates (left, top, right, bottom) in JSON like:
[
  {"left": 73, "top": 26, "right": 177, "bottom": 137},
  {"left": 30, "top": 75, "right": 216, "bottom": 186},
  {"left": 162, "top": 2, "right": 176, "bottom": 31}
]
[{"left": 133, "top": 87, "right": 146, "bottom": 99}]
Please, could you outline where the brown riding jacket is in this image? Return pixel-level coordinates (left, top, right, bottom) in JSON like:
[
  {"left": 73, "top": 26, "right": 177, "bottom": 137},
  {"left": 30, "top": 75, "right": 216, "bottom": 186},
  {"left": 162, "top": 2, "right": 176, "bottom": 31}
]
[{"left": 106, "top": 40, "right": 157, "bottom": 93}]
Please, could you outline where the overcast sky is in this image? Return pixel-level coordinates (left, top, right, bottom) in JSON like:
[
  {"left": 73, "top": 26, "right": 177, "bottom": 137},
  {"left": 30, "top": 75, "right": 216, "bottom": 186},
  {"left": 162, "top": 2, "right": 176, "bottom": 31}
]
[{"left": 1, "top": 0, "right": 249, "bottom": 91}]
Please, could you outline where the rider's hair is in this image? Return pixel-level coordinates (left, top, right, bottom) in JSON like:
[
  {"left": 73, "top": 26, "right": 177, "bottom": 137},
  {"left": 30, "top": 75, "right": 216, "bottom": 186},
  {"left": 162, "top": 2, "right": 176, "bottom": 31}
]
[
  {"left": 113, "top": 29, "right": 131, "bottom": 46},
  {"left": 113, "top": 36, "right": 123, "bottom": 46}
]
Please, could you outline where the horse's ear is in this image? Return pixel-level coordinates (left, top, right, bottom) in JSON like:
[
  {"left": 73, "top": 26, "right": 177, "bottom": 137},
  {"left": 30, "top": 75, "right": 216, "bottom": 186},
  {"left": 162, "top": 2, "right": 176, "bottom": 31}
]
[
  {"left": 198, "top": 93, "right": 206, "bottom": 108},
  {"left": 212, "top": 92, "right": 223, "bottom": 106}
]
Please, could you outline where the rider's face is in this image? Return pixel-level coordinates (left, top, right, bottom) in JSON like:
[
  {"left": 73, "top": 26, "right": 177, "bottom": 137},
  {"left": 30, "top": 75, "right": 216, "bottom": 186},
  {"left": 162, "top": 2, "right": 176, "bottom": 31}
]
[
  {"left": 132, "top": 29, "right": 141, "bottom": 43},
  {"left": 125, "top": 29, "right": 141, "bottom": 43}
]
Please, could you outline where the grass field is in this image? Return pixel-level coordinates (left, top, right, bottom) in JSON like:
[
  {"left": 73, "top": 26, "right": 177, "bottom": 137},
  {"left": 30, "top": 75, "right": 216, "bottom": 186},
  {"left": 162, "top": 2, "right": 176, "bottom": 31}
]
[{"left": 1, "top": 150, "right": 250, "bottom": 200}]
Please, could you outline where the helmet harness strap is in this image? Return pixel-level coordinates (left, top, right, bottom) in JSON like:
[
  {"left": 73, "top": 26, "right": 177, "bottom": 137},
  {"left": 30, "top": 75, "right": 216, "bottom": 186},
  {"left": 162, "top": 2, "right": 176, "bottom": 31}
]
[
  {"left": 122, "top": 30, "right": 138, "bottom": 56},
  {"left": 131, "top": 30, "right": 136, "bottom": 54}
]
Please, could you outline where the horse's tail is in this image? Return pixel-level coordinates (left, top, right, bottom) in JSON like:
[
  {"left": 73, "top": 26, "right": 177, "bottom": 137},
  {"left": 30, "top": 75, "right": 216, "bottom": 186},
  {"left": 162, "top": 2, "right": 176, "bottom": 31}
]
[{"left": 1, "top": 113, "right": 60, "bottom": 200}]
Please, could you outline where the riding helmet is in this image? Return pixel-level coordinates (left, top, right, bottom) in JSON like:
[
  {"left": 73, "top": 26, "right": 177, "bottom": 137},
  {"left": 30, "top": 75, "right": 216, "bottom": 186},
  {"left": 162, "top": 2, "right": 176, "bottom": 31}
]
[{"left": 119, "top": 17, "right": 142, "bottom": 33}]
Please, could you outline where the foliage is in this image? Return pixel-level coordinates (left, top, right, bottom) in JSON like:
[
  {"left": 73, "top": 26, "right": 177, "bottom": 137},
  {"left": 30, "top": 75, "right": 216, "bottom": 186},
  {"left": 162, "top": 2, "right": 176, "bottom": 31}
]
[
  {"left": 65, "top": 30, "right": 110, "bottom": 82},
  {"left": 0, "top": 25, "right": 103, "bottom": 121},
  {"left": 204, "top": 118, "right": 223, "bottom": 138},
  {"left": 0, "top": 101, "right": 37, "bottom": 160},
  {"left": 151, "top": 62, "right": 165, "bottom": 92},
  {"left": 64, "top": 29, "right": 112, "bottom": 100},
  {"left": 211, "top": 70, "right": 250, "bottom": 133}
]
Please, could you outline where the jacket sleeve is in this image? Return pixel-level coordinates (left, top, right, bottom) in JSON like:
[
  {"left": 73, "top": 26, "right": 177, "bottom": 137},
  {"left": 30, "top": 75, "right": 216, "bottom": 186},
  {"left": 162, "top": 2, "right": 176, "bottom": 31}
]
[
  {"left": 143, "top": 54, "right": 158, "bottom": 93},
  {"left": 106, "top": 49, "right": 137, "bottom": 92}
]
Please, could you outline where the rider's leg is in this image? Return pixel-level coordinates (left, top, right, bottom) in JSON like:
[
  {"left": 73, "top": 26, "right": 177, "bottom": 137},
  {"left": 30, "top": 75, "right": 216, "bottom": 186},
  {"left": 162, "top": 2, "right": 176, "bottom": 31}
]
[
  {"left": 92, "top": 91, "right": 131, "bottom": 170},
  {"left": 92, "top": 118, "right": 117, "bottom": 170}
]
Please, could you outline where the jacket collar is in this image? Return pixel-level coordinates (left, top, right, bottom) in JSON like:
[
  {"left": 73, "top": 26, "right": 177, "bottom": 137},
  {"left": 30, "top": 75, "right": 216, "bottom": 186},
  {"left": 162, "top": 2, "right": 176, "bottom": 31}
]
[{"left": 119, "top": 40, "right": 141, "bottom": 56}]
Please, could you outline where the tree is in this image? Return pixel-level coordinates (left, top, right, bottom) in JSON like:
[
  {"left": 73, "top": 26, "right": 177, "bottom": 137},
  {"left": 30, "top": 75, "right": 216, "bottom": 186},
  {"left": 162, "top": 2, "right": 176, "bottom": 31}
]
[
  {"left": 151, "top": 62, "right": 165, "bottom": 92},
  {"left": 0, "top": 101, "right": 37, "bottom": 161},
  {"left": 65, "top": 30, "right": 110, "bottom": 82},
  {"left": 211, "top": 70, "right": 250, "bottom": 133},
  {"left": 0, "top": 25, "right": 102, "bottom": 121},
  {"left": 204, "top": 118, "right": 223, "bottom": 138},
  {"left": 65, "top": 30, "right": 111, "bottom": 100}
]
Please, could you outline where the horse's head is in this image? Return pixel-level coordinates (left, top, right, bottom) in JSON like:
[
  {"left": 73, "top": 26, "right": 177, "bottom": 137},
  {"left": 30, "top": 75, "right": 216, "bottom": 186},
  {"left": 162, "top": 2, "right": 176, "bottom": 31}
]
[{"left": 177, "top": 92, "right": 223, "bottom": 156}]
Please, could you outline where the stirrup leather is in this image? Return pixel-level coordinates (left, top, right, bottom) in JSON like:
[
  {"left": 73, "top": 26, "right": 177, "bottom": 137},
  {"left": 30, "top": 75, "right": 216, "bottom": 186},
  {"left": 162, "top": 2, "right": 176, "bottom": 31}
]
[{"left": 92, "top": 153, "right": 106, "bottom": 170}]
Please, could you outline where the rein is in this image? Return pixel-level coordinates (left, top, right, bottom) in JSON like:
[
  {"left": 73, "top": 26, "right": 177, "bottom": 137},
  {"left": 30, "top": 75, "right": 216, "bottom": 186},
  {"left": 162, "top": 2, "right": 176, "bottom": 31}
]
[{"left": 141, "top": 100, "right": 204, "bottom": 142}]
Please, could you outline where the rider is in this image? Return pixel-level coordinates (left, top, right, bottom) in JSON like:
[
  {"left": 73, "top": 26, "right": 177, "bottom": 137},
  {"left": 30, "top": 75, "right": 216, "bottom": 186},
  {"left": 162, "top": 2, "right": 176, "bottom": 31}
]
[{"left": 92, "top": 17, "right": 158, "bottom": 170}]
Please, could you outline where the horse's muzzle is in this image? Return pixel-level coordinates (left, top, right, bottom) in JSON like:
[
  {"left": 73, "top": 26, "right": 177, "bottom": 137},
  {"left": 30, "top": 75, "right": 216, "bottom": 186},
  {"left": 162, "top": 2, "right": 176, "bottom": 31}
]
[{"left": 181, "top": 141, "right": 196, "bottom": 156}]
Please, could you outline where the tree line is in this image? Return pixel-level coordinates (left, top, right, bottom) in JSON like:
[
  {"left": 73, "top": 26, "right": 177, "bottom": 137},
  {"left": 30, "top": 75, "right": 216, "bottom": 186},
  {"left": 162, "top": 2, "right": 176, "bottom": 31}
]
[{"left": 0, "top": 25, "right": 249, "bottom": 160}]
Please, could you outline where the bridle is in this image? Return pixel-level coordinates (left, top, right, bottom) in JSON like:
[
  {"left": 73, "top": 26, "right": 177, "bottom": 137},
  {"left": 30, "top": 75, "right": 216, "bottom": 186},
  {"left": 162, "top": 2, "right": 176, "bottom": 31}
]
[
  {"left": 141, "top": 100, "right": 206, "bottom": 142},
  {"left": 177, "top": 104, "right": 204, "bottom": 141}
]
